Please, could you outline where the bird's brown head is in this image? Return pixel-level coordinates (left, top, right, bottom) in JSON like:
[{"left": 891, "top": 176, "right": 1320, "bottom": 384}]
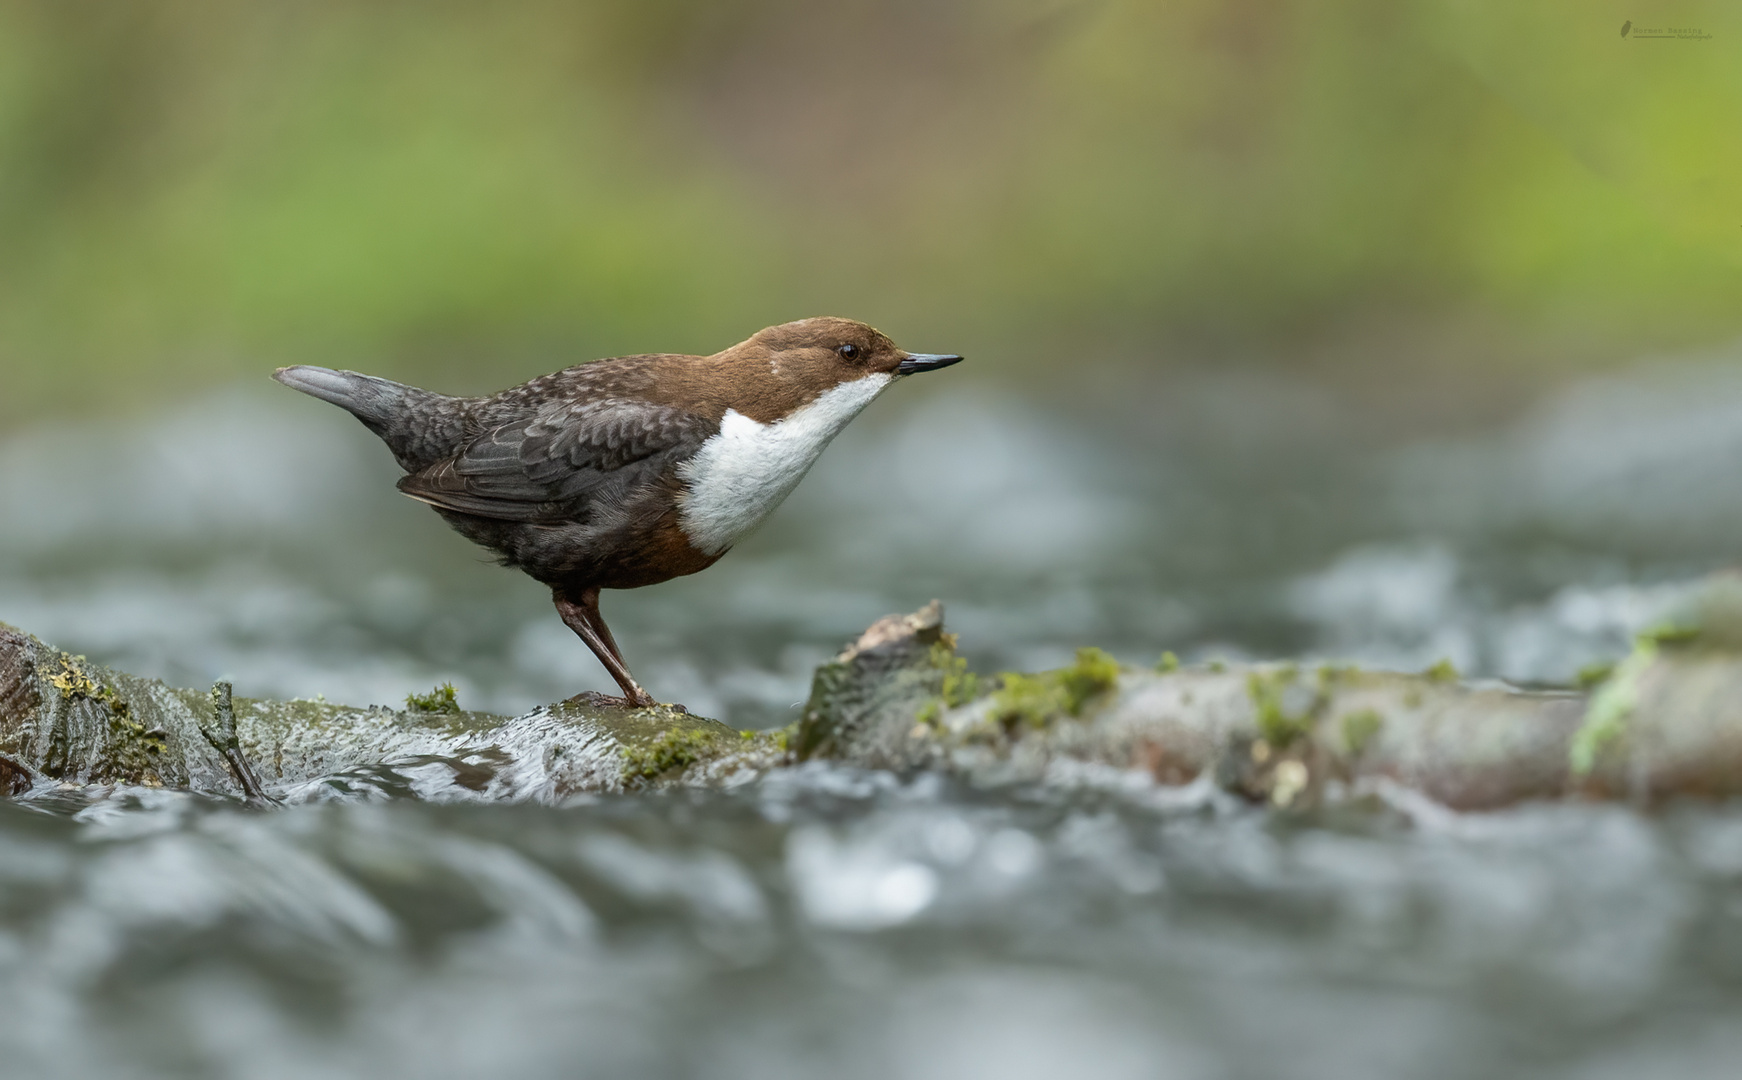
[
  {"left": 743, "top": 316, "right": 960, "bottom": 380},
  {"left": 745, "top": 316, "right": 900, "bottom": 376},
  {"left": 685, "top": 317, "right": 961, "bottom": 423}
]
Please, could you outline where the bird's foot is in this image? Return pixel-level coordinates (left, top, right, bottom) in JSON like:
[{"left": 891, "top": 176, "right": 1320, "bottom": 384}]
[{"left": 565, "top": 690, "right": 683, "bottom": 713}]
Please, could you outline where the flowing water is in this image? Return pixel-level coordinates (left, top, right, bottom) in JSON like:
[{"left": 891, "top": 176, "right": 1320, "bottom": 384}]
[{"left": 6, "top": 350, "right": 1742, "bottom": 1077}]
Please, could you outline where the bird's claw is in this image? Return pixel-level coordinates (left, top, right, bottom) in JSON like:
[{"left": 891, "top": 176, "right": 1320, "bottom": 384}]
[{"left": 566, "top": 690, "right": 679, "bottom": 712}]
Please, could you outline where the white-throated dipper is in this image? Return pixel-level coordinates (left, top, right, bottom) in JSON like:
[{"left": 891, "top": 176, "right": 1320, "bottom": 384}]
[{"left": 274, "top": 317, "right": 963, "bottom": 708}]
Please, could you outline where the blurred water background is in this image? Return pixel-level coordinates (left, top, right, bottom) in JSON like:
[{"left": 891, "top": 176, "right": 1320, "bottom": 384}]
[{"left": 5, "top": 2, "right": 1742, "bottom": 1077}]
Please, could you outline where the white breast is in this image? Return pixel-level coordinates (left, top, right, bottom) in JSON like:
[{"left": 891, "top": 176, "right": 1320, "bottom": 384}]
[{"left": 677, "top": 373, "right": 893, "bottom": 555}]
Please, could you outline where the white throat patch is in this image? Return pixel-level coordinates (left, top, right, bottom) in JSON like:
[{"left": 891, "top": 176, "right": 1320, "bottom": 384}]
[{"left": 677, "top": 373, "right": 894, "bottom": 555}]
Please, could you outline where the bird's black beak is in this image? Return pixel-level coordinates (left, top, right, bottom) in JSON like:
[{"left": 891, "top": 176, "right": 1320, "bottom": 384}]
[{"left": 897, "top": 353, "right": 965, "bottom": 375}]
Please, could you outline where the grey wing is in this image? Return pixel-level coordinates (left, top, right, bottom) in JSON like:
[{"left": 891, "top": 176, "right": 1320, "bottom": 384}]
[{"left": 396, "top": 399, "right": 713, "bottom": 523}]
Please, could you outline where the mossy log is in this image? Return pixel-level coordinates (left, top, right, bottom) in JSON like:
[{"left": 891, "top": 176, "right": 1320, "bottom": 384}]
[
  {"left": 6, "top": 577, "right": 1742, "bottom": 809},
  {"left": 0, "top": 622, "right": 765, "bottom": 803}
]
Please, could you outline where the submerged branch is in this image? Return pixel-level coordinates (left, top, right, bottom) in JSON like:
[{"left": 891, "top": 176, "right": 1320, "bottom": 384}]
[{"left": 7, "top": 575, "right": 1742, "bottom": 809}]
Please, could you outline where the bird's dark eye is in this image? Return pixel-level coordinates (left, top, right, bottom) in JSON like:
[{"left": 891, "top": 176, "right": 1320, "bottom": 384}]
[{"left": 836, "top": 343, "right": 861, "bottom": 360}]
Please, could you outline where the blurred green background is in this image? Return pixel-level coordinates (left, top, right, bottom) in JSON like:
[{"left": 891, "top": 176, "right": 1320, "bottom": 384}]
[{"left": 2, "top": 0, "right": 1740, "bottom": 427}]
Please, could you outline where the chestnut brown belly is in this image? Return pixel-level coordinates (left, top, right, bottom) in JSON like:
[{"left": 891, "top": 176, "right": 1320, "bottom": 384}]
[
  {"left": 575, "top": 511, "right": 726, "bottom": 590},
  {"left": 433, "top": 502, "right": 725, "bottom": 593}
]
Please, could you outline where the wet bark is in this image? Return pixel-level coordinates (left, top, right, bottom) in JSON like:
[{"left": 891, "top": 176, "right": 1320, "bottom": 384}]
[
  {"left": 6, "top": 574, "right": 1742, "bottom": 810},
  {"left": 0, "top": 621, "right": 754, "bottom": 803}
]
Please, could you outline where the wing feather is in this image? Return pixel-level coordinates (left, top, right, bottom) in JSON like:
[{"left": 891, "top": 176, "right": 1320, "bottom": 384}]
[{"left": 397, "top": 399, "right": 711, "bottom": 522}]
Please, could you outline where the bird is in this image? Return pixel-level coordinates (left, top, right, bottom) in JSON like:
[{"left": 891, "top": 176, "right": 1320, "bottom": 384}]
[{"left": 274, "top": 317, "right": 963, "bottom": 709}]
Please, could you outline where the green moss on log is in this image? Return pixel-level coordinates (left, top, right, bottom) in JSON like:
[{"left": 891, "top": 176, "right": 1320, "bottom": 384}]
[
  {"left": 1424, "top": 659, "right": 1459, "bottom": 683},
  {"left": 1571, "top": 638, "right": 1655, "bottom": 775},
  {"left": 1247, "top": 665, "right": 1322, "bottom": 749},
  {"left": 1339, "top": 708, "right": 1384, "bottom": 756},
  {"left": 621, "top": 728, "right": 719, "bottom": 782},
  {"left": 406, "top": 683, "right": 460, "bottom": 714},
  {"left": 988, "top": 648, "right": 1122, "bottom": 730}
]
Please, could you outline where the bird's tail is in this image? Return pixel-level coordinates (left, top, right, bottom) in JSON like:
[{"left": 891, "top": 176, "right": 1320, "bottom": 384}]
[{"left": 273, "top": 365, "right": 466, "bottom": 473}]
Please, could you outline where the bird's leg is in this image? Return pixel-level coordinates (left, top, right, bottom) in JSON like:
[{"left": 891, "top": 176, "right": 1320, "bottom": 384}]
[
  {"left": 581, "top": 590, "right": 632, "bottom": 673},
  {"left": 554, "top": 588, "right": 658, "bottom": 709}
]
